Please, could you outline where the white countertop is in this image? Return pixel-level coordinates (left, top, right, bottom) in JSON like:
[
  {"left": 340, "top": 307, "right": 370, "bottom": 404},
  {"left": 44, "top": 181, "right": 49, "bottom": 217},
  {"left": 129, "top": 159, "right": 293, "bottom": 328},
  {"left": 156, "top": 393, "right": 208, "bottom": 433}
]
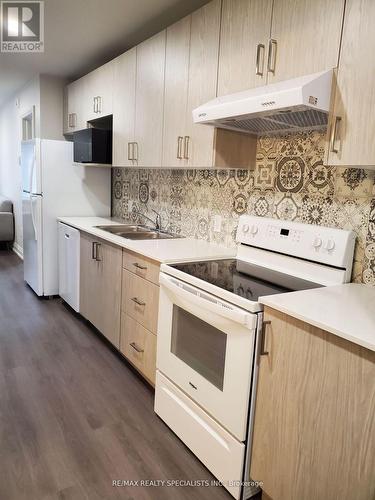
[
  {"left": 260, "top": 283, "right": 375, "bottom": 352},
  {"left": 58, "top": 217, "right": 236, "bottom": 264}
]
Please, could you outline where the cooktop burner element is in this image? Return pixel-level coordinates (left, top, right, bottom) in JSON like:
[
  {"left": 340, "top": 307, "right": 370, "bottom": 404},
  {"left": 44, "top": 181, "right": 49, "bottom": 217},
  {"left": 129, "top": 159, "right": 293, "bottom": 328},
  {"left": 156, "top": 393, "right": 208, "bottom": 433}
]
[{"left": 171, "top": 259, "right": 322, "bottom": 302}]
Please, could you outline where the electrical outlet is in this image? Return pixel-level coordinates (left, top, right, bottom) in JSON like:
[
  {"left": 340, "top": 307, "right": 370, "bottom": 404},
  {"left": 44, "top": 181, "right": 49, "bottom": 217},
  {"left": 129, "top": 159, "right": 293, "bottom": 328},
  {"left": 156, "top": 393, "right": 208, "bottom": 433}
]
[{"left": 213, "top": 215, "right": 222, "bottom": 233}]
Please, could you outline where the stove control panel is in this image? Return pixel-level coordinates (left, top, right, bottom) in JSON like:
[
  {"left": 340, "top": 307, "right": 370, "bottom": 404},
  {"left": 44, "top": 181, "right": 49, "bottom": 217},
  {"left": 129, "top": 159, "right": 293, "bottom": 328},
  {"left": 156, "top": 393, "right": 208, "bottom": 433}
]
[{"left": 236, "top": 215, "right": 356, "bottom": 269}]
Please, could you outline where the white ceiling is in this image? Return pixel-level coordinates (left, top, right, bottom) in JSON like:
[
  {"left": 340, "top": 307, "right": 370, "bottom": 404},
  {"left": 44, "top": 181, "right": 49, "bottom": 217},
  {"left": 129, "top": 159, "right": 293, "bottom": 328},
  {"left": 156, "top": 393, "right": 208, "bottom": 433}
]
[{"left": 0, "top": 0, "right": 209, "bottom": 108}]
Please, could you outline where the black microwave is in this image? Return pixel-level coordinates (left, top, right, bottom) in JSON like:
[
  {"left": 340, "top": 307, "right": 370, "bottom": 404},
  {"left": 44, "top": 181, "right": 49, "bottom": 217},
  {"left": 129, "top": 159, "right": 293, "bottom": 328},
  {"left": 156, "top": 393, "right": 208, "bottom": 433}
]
[{"left": 73, "top": 128, "right": 112, "bottom": 164}]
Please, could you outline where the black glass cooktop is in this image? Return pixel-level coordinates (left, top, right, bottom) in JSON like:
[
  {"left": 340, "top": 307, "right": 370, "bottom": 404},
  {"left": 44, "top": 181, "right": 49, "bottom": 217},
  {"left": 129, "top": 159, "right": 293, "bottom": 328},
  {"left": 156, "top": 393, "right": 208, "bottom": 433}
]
[{"left": 171, "top": 259, "right": 322, "bottom": 302}]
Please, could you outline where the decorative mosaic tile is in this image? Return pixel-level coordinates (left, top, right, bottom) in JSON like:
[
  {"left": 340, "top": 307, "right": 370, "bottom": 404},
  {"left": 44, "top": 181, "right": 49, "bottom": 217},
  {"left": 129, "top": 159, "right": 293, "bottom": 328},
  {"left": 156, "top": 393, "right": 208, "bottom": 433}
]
[{"left": 112, "top": 131, "right": 375, "bottom": 285}]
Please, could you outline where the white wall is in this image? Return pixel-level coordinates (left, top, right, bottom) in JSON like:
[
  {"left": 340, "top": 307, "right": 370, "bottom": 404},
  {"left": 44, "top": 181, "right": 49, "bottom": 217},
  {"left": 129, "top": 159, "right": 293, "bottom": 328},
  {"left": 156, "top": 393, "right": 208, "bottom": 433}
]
[{"left": 0, "top": 75, "right": 65, "bottom": 257}]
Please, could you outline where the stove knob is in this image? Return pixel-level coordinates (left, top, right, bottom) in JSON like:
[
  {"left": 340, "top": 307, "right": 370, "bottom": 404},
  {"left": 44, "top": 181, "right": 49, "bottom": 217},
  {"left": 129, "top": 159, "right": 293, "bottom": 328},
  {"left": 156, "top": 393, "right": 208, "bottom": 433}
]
[
  {"left": 313, "top": 236, "right": 322, "bottom": 249},
  {"left": 242, "top": 224, "right": 250, "bottom": 233},
  {"left": 250, "top": 225, "right": 258, "bottom": 235},
  {"left": 324, "top": 239, "right": 335, "bottom": 251}
]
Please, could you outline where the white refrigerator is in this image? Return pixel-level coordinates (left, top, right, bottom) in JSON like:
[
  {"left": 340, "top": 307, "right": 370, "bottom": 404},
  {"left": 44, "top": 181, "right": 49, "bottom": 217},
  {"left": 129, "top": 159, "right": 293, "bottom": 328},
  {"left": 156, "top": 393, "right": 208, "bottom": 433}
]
[{"left": 21, "top": 138, "right": 111, "bottom": 296}]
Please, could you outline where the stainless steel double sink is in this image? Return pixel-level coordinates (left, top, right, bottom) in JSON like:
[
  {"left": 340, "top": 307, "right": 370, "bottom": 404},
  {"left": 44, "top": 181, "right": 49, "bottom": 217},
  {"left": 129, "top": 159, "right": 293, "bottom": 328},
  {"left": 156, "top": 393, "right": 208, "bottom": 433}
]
[{"left": 95, "top": 224, "right": 183, "bottom": 240}]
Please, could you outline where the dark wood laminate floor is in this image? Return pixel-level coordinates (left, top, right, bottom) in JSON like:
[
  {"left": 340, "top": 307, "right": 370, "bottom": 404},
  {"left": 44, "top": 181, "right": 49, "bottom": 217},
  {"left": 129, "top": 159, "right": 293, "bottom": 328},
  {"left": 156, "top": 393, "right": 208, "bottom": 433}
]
[{"left": 0, "top": 250, "right": 238, "bottom": 500}]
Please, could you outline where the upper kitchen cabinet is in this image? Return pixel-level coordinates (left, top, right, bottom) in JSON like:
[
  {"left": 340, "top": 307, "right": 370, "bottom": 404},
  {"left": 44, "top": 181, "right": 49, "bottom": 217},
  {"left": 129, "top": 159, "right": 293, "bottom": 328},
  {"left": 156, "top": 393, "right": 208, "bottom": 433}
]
[
  {"left": 326, "top": 0, "right": 375, "bottom": 167},
  {"left": 134, "top": 31, "right": 166, "bottom": 167},
  {"left": 184, "top": 0, "right": 221, "bottom": 168},
  {"left": 217, "top": 0, "right": 273, "bottom": 96},
  {"left": 65, "top": 77, "right": 87, "bottom": 133},
  {"left": 268, "top": 0, "right": 345, "bottom": 84},
  {"left": 162, "top": 16, "right": 191, "bottom": 168},
  {"left": 112, "top": 48, "right": 137, "bottom": 167},
  {"left": 84, "top": 60, "right": 114, "bottom": 121}
]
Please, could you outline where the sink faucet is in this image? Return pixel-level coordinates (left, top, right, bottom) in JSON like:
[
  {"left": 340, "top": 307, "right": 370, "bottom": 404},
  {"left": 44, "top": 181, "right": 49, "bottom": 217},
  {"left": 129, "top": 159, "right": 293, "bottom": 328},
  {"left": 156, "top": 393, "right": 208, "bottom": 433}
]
[{"left": 136, "top": 209, "right": 162, "bottom": 231}]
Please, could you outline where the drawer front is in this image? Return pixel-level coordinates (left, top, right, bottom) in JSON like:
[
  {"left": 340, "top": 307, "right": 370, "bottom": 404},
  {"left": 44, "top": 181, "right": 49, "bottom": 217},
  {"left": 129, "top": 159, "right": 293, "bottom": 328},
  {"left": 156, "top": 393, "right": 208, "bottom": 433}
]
[
  {"left": 122, "top": 269, "right": 159, "bottom": 333},
  {"left": 120, "top": 313, "right": 156, "bottom": 385},
  {"left": 122, "top": 250, "right": 160, "bottom": 285},
  {"left": 155, "top": 371, "right": 244, "bottom": 499}
]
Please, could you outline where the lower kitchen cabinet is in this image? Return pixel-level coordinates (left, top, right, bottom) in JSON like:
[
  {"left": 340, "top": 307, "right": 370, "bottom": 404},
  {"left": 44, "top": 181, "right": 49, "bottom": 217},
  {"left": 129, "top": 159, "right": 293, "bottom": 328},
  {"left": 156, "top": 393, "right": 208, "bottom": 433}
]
[
  {"left": 80, "top": 233, "right": 122, "bottom": 348},
  {"left": 120, "top": 313, "right": 157, "bottom": 385},
  {"left": 250, "top": 307, "right": 375, "bottom": 500}
]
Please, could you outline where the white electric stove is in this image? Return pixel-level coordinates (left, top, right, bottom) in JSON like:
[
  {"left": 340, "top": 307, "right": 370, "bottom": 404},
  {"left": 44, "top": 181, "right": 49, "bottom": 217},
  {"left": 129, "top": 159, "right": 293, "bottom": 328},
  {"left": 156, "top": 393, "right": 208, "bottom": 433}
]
[{"left": 155, "top": 215, "right": 356, "bottom": 500}]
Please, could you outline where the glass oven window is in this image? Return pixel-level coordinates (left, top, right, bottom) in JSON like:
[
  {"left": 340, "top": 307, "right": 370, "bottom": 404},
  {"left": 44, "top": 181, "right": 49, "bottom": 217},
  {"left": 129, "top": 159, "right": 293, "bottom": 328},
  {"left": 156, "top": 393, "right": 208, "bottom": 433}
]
[{"left": 171, "top": 305, "right": 227, "bottom": 391}]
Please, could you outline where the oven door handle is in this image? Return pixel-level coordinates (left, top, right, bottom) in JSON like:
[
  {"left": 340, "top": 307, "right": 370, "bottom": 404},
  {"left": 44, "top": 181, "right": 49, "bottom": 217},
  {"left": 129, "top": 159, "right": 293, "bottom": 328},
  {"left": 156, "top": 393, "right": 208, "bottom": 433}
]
[{"left": 159, "top": 273, "right": 256, "bottom": 329}]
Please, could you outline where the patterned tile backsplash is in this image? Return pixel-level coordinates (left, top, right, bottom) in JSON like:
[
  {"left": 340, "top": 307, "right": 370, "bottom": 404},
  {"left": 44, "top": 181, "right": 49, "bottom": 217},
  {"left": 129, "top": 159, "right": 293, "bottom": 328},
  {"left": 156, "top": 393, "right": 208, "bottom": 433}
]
[{"left": 112, "top": 131, "right": 375, "bottom": 285}]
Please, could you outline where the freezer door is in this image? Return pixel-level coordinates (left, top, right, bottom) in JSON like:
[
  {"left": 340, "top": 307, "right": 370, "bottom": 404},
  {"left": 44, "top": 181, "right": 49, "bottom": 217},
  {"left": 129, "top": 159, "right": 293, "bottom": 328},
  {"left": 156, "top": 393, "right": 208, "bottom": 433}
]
[
  {"left": 21, "top": 139, "right": 41, "bottom": 194},
  {"left": 22, "top": 193, "right": 43, "bottom": 295}
]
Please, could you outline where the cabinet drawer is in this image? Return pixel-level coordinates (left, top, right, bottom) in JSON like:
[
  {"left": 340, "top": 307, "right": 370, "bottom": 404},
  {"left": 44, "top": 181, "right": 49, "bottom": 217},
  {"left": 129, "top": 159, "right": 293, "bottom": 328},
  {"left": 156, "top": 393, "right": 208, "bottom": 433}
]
[
  {"left": 120, "top": 313, "right": 156, "bottom": 385},
  {"left": 122, "top": 250, "right": 160, "bottom": 285},
  {"left": 122, "top": 269, "right": 159, "bottom": 333}
]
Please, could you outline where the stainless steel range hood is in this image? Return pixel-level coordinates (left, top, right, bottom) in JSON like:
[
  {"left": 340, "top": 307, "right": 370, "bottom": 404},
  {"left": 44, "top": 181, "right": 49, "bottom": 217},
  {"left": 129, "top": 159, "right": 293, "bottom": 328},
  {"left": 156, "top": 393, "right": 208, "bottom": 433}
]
[{"left": 192, "top": 70, "right": 333, "bottom": 135}]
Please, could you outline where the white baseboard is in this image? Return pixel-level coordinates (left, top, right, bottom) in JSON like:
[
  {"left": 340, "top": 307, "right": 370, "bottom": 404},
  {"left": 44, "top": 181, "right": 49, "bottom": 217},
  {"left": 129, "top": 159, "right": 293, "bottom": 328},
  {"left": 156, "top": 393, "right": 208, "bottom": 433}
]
[{"left": 12, "top": 242, "right": 23, "bottom": 260}]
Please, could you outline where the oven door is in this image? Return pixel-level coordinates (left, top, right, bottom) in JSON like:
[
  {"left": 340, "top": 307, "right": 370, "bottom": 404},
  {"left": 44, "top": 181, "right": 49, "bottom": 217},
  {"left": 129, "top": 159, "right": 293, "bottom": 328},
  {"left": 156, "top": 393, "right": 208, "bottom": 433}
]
[{"left": 157, "top": 272, "right": 258, "bottom": 441}]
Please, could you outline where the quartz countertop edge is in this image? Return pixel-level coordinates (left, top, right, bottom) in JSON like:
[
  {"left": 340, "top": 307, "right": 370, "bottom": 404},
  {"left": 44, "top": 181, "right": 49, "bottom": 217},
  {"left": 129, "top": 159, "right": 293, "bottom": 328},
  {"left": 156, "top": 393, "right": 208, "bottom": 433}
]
[
  {"left": 260, "top": 283, "right": 375, "bottom": 352},
  {"left": 57, "top": 216, "right": 236, "bottom": 264}
]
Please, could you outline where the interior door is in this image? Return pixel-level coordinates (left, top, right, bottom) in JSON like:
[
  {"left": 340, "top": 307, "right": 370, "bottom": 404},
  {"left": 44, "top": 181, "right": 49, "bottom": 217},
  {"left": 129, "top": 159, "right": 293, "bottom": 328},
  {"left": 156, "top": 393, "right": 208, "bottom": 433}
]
[
  {"left": 134, "top": 31, "right": 166, "bottom": 167},
  {"left": 112, "top": 48, "right": 136, "bottom": 167},
  {"left": 268, "top": 0, "right": 345, "bottom": 84},
  {"left": 218, "top": 0, "right": 273, "bottom": 95}
]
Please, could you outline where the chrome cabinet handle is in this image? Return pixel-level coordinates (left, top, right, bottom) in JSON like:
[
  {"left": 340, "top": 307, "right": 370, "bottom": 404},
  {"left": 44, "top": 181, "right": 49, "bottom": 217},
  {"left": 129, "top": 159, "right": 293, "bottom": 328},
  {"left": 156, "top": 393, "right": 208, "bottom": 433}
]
[
  {"left": 133, "top": 142, "right": 138, "bottom": 162},
  {"left": 92, "top": 241, "right": 97, "bottom": 260},
  {"left": 72, "top": 113, "right": 77, "bottom": 127},
  {"left": 255, "top": 43, "right": 265, "bottom": 76},
  {"left": 129, "top": 342, "right": 144, "bottom": 353},
  {"left": 177, "top": 136, "right": 183, "bottom": 159},
  {"left": 68, "top": 113, "right": 72, "bottom": 128},
  {"left": 127, "top": 142, "right": 133, "bottom": 161},
  {"left": 260, "top": 320, "right": 271, "bottom": 356},
  {"left": 131, "top": 297, "right": 146, "bottom": 306},
  {"left": 93, "top": 97, "right": 97, "bottom": 113},
  {"left": 133, "top": 262, "right": 147, "bottom": 270},
  {"left": 95, "top": 243, "right": 102, "bottom": 261},
  {"left": 183, "top": 136, "right": 190, "bottom": 159},
  {"left": 267, "top": 39, "right": 277, "bottom": 74},
  {"left": 330, "top": 116, "right": 342, "bottom": 153},
  {"left": 97, "top": 96, "right": 102, "bottom": 114}
]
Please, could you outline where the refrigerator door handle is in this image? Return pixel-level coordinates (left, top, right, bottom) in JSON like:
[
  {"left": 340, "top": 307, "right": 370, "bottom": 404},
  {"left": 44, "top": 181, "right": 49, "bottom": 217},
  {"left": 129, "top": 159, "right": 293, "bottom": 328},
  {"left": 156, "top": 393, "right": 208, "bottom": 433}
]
[{"left": 30, "top": 194, "right": 38, "bottom": 241}]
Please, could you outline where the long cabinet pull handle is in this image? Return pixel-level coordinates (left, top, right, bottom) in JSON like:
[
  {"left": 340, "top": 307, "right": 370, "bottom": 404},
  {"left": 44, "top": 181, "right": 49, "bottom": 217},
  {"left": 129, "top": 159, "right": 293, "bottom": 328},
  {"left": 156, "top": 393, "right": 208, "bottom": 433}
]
[
  {"left": 73, "top": 113, "right": 77, "bottom": 127},
  {"left": 133, "top": 142, "right": 138, "bottom": 162},
  {"left": 330, "top": 116, "right": 342, "bottom": 153},
  {"left": 255, "top": 43, "right": 265, "bottom": 76},
  {"left": 93, "top": 97, "right": 96, "bottom": 113},
  {"left": 95, "top": 243, "right": 102, "bottom": 261},
  {"left": 177, "top": 136, "right": 183, "bottom": 159},
  {"left": 133, "top": 262, "right": 147, "bottom": 270},
  {"left": 98, "top": 96, "right": 102, "bottom": 114},
  {"left": 183, "top": 136, "right": 190, "bottom": 159},
  {"left": 260, "top": 320, "right": 271, "bottom": 356},
  {"left": 92, "top": 242, "right": 97, "bottom": 260},
  {"left": 131, "top": 297, "right": 146, "bottom": 306},
  {"left": 68, "top": 114, "right": 71, "bottom": 128},
  {"left": 128, "top": 142, "right": 132, "bottom": 161},
  {"left": 267, "top": 39, "right": 277, "bottom": 74},
  {"left": 130, "top": 342, "right": 144, "bottom": 353}
]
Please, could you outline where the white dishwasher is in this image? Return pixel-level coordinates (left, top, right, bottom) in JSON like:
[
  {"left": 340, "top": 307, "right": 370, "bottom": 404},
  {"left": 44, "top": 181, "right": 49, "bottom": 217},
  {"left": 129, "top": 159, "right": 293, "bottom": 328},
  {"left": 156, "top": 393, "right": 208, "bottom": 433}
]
[{"left": 58, "top": 222, "right": 80, "bottom": 312}]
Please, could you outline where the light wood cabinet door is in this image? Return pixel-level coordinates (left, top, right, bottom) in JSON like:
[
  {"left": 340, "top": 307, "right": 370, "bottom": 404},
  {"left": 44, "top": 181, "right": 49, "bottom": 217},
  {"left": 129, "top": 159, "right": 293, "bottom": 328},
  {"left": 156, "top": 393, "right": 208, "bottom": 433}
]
[
  {"left": 121, "top": 269, "right": 159, "bottom": 334},
  {"left": 112, "top": 48, "right": 136, "bottom": 167},
  {"left": 326, "top": 0, "right": 375, "bottom": 167},
  {"left": 120, "top": 313, "right": 157, "bottom": 385},
  {"left": 185, "top": 0, "right": 221, "bottom": 168},
  {"left": 80, "top": 233, "right": 122, "bottom": 348},
  {"left": 162, "top": 16, "right": 191, "bottom": 168},
  {"left": 268, "top": 0, "right": 345, "bottom": 84},
  {"left": 250, "top": 307, "right": 375, "bottom": 500},
  {"left": 218, "top": 0, "right": 273, "bottom": 95},
  {"left": 85, "top": 60, "right": 114, "bottom": 121},
  {"left": 66, "top": 79, "right": 86, "bottom": 133},
  {"left": 134, "top": 31, "right": 166, "bottom": 167}
]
